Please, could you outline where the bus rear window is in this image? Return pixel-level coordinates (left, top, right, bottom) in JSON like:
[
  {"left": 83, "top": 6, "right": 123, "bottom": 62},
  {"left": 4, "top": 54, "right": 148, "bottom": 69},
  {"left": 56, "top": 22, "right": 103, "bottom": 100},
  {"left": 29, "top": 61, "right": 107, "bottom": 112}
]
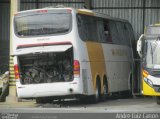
[{"left": 14, "top": 13, "right": 71, "bottom": 37}]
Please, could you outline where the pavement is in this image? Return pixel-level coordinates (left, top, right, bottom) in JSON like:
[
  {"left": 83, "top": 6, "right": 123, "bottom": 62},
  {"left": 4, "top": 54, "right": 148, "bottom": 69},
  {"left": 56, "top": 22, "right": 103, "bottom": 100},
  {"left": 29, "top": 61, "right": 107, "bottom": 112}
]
[
  {"left": 0, "top": 97, "right": 160, "bottom": 119},
  {"left": 0, "top": 100, "right": 36, "bottom": 108},
  {"left": 0, "top": 96, "right": 160, "bottom": 113}
]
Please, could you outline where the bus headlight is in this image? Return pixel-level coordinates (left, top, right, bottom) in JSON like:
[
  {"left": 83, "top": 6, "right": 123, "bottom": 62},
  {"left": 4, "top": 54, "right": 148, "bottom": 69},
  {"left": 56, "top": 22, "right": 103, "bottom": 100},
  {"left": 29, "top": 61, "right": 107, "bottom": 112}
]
[
  {"left": 148, "top": 79, "right": 153, "bottom": 87},
  {"left": 144, "top": 77, "right": 147, "bottom": 82},
  {"left": 144, "top": 77, "right": 153, "bottom": 87}
]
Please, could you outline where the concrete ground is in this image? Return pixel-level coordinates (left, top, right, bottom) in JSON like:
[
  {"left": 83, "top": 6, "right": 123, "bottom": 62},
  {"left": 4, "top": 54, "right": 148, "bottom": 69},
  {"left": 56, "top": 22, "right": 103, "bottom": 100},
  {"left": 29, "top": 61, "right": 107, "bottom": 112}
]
[{"left": 0, "top": 96, "right": 160, "bottom": 113}]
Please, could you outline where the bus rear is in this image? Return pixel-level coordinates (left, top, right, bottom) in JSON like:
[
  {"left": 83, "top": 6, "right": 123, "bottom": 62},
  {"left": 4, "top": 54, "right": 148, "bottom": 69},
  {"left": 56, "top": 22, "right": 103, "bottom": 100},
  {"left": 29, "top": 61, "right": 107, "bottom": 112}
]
[{"left": 12, "top": 8, "right": 84, "bottom": 103}]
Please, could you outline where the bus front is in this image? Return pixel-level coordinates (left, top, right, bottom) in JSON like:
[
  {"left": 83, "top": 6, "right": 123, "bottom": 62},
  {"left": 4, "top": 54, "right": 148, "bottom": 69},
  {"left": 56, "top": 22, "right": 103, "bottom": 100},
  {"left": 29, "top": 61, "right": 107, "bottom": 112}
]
[
  {"left": 139, "top": 25, "right": 160, "bottom": 104},
  {"left": 12, "top": 8, "right": 83, "bottom": 102}
]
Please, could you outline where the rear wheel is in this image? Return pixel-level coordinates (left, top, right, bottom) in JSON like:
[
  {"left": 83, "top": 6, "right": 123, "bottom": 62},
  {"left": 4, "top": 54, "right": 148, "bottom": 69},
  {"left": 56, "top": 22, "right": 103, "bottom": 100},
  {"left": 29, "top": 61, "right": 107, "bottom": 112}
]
[
  {"left": 92, "top": 79, "right": 101, "bottom": 103},
  {"left": 101, "top": 80, "right": 108, "bottom": 101},
  {"left": 156, "top": 96, "right": 160, "bottom": 105}
]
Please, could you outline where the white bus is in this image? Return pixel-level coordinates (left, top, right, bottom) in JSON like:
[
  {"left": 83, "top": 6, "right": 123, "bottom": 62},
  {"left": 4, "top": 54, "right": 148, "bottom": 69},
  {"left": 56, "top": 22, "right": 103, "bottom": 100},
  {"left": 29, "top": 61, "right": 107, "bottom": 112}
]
[{"left": 12, "top": 7, "right": 135, "bottom": 103}]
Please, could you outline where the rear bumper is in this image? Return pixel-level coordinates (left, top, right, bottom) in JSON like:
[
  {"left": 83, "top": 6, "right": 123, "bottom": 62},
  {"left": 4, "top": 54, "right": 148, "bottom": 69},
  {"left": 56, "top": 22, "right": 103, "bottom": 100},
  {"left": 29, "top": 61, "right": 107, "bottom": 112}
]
[{"left": 16, "top": 80, "right": 83, "bottom": 98}]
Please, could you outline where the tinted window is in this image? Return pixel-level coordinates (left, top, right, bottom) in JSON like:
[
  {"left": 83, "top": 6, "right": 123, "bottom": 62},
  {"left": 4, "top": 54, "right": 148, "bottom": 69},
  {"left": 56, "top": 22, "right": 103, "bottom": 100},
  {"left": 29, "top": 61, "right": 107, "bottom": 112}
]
[
  {"left": 116, "top": 22, "right": 131, "bottom": 46},
  {"left": 108, "top": 21, "right": 119, "bottom": 44},
  {"left": 103, "top": 20, "right": 112, "bottom": 43},
  {"left": 126, "top": 24, "right": 135, "bottom": 41},
  {"left": 77, "top": 14, "right": 134, "bottom": 46},
  {"left": 116, "top": 22, "right": 125, "bottom": 44},
  {"left": 77, "top": 14, "right": 103, "bottom": 42},
  {"left": 15, "top": 13, "right": 71, "bottom": 37}
]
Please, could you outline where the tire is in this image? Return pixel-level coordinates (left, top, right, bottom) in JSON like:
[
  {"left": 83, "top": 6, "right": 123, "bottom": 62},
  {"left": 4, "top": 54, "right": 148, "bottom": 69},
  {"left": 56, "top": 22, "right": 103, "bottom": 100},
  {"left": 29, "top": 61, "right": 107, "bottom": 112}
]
[
  {"left": 101, "top": 80, "right": 108, "bottom": 101},
  {"left": 156, "top": 96, "right": 160, "bottom": 105},
  {"left": 92, "top": 80, "right": 101, "bottom": 103}
]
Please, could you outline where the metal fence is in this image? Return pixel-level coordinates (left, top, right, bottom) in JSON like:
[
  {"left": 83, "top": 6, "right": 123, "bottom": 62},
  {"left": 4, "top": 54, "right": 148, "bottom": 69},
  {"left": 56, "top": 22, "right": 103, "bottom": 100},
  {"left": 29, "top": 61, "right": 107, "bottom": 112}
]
[
  {"left": 19, "top": 0, "right": 160, "bottom": 40},
  {"left": 20, "top": 0, "right": 85, "bottom": 11},
  {"left": 92, "top": 0, "right": 160, "bottom": 40}
]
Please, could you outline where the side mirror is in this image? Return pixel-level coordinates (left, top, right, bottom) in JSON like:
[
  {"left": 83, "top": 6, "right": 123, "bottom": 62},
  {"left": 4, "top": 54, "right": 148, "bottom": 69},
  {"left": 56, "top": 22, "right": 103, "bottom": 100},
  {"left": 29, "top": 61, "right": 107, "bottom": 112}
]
[{"left": 137, "top": 34, "right": 144, "bottom": 57}]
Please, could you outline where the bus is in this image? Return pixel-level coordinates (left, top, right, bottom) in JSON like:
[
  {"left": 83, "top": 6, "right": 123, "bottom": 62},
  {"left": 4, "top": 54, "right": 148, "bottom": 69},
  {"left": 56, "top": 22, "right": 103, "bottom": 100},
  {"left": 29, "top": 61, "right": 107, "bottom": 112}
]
[
  {"left": 137, "top": 24, "right": 160, "bottom": 104},
  {"left": 12, "top": 7, "right": 135, "bottom": 103}
]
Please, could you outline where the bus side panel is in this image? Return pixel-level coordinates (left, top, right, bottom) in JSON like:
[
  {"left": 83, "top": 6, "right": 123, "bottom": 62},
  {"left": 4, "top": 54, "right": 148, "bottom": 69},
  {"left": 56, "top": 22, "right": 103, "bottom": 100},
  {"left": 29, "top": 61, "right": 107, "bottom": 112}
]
[{"left": 102, "top": 44, "right": 132, "bottom": 92}]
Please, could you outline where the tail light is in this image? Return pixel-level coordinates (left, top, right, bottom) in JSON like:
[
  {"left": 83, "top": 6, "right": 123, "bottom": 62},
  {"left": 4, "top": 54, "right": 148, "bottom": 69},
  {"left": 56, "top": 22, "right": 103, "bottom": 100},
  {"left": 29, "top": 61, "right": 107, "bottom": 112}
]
[
  {"left": 14, "top": 64, "right": 20, "bottom": 80},
  {"left": 74, "top": 60, "right": 80, "bottom": 78}
]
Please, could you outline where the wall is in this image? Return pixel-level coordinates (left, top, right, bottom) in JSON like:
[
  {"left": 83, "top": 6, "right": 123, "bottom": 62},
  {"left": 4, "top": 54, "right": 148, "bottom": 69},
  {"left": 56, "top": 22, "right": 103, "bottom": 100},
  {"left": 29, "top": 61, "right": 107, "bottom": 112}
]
[
  {"left": 20, "top": 0, "right": 84, "bottom": 10},
  {"left": 0, "top": 0, "right": 10, "bottom": 73},
  {"left": 19, "top": 0, "right": 160, "bottom": 40},
  {"left": 92, "top": 0, "right": 160, "bottom": 40}
]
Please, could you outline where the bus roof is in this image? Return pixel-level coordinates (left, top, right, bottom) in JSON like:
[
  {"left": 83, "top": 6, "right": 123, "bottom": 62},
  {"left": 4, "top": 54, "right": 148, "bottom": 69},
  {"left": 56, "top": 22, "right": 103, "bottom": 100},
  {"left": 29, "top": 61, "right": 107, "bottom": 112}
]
[
  {"left": 77, "top": 9, "right": 129, "bottom": 23},
  {"left": 15, "top": 7, "right": 129, "bottom": 23}
]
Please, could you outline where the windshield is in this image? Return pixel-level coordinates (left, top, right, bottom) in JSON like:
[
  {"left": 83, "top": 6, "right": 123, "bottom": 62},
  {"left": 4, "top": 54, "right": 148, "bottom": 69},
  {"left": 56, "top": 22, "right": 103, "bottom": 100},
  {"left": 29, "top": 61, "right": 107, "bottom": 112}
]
[
  {"left": 14, "top": 13, "right": 71, "bottom": 37},
  {"left": 143, "top": 37, "right": 160, "bottom": 69},
  {"left": 146, "top": 26, "right": 160, "bottom": 35}
]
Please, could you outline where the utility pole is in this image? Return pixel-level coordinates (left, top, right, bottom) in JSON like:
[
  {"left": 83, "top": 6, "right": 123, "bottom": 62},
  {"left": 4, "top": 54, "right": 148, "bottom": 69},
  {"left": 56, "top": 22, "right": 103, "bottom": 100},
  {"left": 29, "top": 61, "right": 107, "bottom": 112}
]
[{"left": 6, "top": 0, "right": 20, "bottom": 103}]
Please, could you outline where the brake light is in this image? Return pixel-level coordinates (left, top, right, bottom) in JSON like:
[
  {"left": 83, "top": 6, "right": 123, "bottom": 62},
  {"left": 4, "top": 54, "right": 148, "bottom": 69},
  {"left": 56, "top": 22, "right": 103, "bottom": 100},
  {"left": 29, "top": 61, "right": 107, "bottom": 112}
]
[
  {"left": 14, "top": 64, "right": 20, "bottom": 79},
  {"left": 74, "top": 60, "right": 80, "bottom": 78}
]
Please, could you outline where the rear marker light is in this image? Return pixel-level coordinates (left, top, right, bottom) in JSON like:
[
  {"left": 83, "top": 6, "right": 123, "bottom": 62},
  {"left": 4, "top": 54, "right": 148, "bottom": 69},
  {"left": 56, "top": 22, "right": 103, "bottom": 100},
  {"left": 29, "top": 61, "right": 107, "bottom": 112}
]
[
  {"left": 14, "top": 64, "right": 20, "bottom": 80},
  {"left": 74, "top": 60, "right": 80, "bottom": 78}
]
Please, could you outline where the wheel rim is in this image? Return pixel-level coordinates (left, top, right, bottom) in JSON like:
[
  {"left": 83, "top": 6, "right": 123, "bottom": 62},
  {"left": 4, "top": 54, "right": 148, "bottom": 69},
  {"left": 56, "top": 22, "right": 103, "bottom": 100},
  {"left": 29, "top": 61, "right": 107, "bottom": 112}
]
[
  {"left": 103, "top": 85, "right": 107, "bottom": 96},
  {"left": 95, "top": 86, "right": 99, "bottom": 100}
]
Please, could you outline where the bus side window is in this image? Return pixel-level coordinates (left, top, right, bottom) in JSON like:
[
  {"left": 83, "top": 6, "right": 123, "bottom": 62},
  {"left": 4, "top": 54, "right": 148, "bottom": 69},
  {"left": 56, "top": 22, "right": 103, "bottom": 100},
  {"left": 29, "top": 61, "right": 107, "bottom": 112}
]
[
  {"left": 108, "top": 21, "right": 119, "bottom": 44},
  {"left": 115, "top": 22, "right": 132, "bottom": 46},
  {"left": 77, "top": 15, "right": 88, "bottom": 41},
  {"left": 87, "top": 17, "right": 98, "bottom": 42},
  {"left": 103, "top": 20, "right": 112, "bottom": 43},
  {"left": 124, "top": 24, "right": 131, "bottom": 46},
  {"left": 126, "top": 23, "right": 135, "bottom": 42},
  {"left": 77, "top": 14, "right": 101, "bottom": 42}
]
